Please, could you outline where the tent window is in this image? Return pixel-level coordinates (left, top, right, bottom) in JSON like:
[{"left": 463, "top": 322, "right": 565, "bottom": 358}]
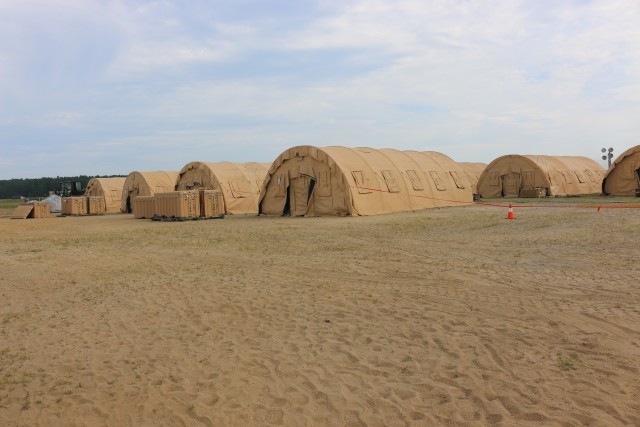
[
  {"left": 228, "top": 181, "right": 248, "bottom": 198},
  {"left": 406, "top": 170, "right": 423, "bottom": 190},
  {"left": 381, "top": 170, "right": 400, "bottom": 193},
  {"left": 429, "top": 171, "right": 447, "bottom": 191},
  {"left": 584, "top": 169, "right": 596, "bottom": 182},
  {"left": 316, "top": 169, "right": 332, "bottom": 197},
  {"left": 448, "top": 171, "right": 465, "bottom": 189},
  {"left": 522, "top": 171, "right": 536, "bottom": 187},
  {"left": 274, "top": 173, "right": 288, "bottom": 197},
  {"left": 561, "top": 170, "right": 573, "bottom": 184},
  {"left": 489, "top": 171, "right": 500, "bottom": 186},
  {"left": 573, "top": 170, "right": 585, "bottom": 183},
  {"left": 352, "top": 171, "right": 372, "bottom": 194}
]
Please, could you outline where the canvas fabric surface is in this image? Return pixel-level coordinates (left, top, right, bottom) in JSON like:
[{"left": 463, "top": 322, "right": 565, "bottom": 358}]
[
  {"left": 602, "top": 145, "right": 640, "bottom": 196},
  {"left": 457, "top": 162, "right": 487, "bottom": 194},
  {"left": 84, "top": 178, "right": 126, "bottom": 213},
  {"left": 175, "top": 161, "right": 270, "bottom": 215},
  {"left": 476, "top": 155, "right": 604, "bottom": 198},
  {"left": 259, "top": 146, "right": 473, "bottom": 217},
  {"left": 121, "top": 171, "right": 179, "bottom": 212}
]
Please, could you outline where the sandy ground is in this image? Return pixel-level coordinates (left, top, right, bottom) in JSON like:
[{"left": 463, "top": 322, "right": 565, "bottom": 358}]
[{"left": 1, "top": 199, "right": 639, "bottom": 426}]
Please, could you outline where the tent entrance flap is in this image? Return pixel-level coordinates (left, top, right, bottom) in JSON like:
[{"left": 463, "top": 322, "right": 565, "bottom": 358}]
[
  {"left": 290, "top": 175, "right": 314, "bottom": 216},
  {"left": 502, "top": 173, "right": 520, "bottom": 197}
]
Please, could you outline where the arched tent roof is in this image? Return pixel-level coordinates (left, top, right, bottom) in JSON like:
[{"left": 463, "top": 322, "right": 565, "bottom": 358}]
[
  {"left": 602, "top": 145, "right": 640, "bottom": 196},
  {"left": 121, "top": 171, "right": 179, "bottom": 213},
  {"left": 476, "top": 155, "right": 604, "bottom": 198},
  {"left": 175, "top": 161, "right": 270, "bottom": 214},
  {"left": 84, "top": 177, "right": 126, "bottom": 213},
  {"left": 457, "top": 162, "right": 487, "bottom": 194},
  {"left": 259, "top": 145, "right": 473, "bottom": 217}
]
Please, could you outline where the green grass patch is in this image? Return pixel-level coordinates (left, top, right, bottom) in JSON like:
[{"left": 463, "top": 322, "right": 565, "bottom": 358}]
[
  {"left": 557, "top": 353, "right": 578, "bottom": 371},
  {"left": 0, "top": 199, "right": 23, "bottom": 209}
]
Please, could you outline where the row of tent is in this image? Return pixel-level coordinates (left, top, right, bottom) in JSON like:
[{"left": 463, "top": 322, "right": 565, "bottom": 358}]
[
  {"left": 84, "top": 162, "right": 270, "bottom": 215},
  {"left": 79, "top": 145, "right": 639, "bottom": 218}
]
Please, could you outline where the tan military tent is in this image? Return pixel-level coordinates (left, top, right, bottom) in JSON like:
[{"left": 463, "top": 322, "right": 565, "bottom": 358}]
[
  {"left": 84, "top": 177, "right": 126, "bottom": 213},
  {"left": 175, "top": 161, "right": 270, "bottom": 214},
  {"left": 259, "top": 145, "right": 473, "bottom": 217},
  {"left": 602, "top": 145, "right": 640, "bottom": 196},
  {"left": 121, "top": 171, "right": 179, "bottom": 213},
  {"left": 477, "top": 155, "right": 604, "bottom": 198},
  {"left": 457, "top": 162, "right": 487, "bottom": 194}
]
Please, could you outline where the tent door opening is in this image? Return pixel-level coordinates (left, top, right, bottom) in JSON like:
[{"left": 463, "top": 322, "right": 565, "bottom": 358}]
[
  {"left": 289, "top": 175, "right": 315, "bottom": 216},
  {"left": 282, "top": 185, "right": 291, "bottom": 216},
  {"left": 126, "top": 194, "right": 132, "bottom": 213},
  {"left": 307, "top": 178, "right": 316, "bottom": 202},
  {"left": 636, "top": 168, "right": 640, "bottom": 196},
  {"left": 502, "top": 173, "right": 521, "bottom": 197}
]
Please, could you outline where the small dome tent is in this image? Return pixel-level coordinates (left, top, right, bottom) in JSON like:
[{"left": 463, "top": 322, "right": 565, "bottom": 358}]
[
  {"left": 84, "top": 177, "right": 126, "bottom": 213},
  {"left": 457, "top": 162, "right": 487, "bottom": 194},
  {"left": 121, "top": 171, "right": 179, "bottom": 213},
  {"left": 602, "top": 145, "right": 640, "bottom": 196},
  {"left": 259, "top": 145, "right": 473, "bottom": 217},
  {"left": 175, "top": 161, "right": 270, "bottom": 214},
  {"left": 476, "top": 155, "right": 604, "bottom": 198}
]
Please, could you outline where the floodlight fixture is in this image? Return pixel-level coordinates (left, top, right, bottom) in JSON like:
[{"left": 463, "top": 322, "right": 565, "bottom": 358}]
[{"left": 601, "top": 147, "right": 614, "bottom": 167}]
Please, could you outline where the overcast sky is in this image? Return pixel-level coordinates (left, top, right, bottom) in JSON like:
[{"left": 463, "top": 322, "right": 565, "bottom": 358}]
[{"left": 1, "top": 0, "right": 639, "bottom": 179}]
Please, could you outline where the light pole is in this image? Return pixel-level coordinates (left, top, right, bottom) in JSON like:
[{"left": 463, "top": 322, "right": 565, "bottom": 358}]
[{"left": 601, "top": 147, "right": 614, "bottom": 168}]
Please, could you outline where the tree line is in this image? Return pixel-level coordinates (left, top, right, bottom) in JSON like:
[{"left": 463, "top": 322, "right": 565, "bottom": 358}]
[{"left": 0, "top": 175, "right": 125, "bottom": 199}]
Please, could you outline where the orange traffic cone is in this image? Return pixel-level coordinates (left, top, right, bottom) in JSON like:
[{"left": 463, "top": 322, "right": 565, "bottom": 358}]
[{"left": 506, "top": 204, "right": 515, "bottom": 220}]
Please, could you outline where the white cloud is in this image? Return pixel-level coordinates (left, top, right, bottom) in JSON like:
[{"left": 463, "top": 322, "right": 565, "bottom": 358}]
[
  {"left": 1, "top": 0, "right": 640, "bottom": 178},
  {"left": 103, "top": 3, "right": 260, "bottom": 77},
  {"left": 105, "top": 40, "right": 232, "bottom": 77},
  {"left": 285, "top": 0, "right": 527, "bottom": 52}
]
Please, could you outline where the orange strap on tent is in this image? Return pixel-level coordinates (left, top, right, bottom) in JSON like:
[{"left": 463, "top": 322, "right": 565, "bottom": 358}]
[{"left": 351, "top": 185, "right": 478, "bottom": 206}]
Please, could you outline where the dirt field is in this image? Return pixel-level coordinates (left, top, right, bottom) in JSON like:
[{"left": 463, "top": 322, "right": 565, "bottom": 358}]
[{"left": 1, "top": 199, "right": 639, "bottom": 426}]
